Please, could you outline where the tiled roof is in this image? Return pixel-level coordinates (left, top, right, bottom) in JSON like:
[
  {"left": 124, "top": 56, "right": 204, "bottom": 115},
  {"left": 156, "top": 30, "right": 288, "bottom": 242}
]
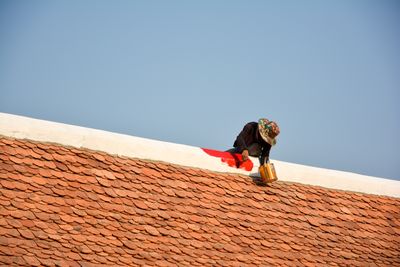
[{"left": 1, "top": 136, "right": 399, "bottom": 266}]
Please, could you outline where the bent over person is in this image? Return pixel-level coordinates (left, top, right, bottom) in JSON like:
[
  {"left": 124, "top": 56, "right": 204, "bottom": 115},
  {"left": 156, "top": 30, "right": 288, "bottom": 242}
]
[{"left": 228, "top": 118, "right": 280, "bottom": 164}]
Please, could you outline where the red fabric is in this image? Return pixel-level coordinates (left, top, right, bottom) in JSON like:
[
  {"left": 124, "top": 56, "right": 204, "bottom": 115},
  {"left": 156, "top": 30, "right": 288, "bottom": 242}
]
[{"left": 201, "top": 148, "right": 254, "bottom": 171}]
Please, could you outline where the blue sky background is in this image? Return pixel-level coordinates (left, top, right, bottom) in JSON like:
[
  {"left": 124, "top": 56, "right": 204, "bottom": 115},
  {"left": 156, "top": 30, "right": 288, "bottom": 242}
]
[{"left": 1, "top": 1, "right": 399, "bottom": 180}]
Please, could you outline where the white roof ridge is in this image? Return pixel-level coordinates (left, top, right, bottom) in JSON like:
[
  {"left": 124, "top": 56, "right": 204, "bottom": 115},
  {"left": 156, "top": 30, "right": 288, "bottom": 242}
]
[{"left": 1, "top": 112, "right": 399, "bottom": 198}]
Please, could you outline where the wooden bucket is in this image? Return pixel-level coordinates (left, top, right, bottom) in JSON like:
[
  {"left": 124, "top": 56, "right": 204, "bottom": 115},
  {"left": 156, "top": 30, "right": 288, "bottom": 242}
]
[{"left": 259, "top": 162, "right": 278, "bottom": 183}]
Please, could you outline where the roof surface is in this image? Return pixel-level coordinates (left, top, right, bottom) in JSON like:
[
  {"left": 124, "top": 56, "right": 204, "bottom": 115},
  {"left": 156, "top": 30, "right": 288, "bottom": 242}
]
[{"left": 1, "top": 136, "right": 399, "bottom": 266}]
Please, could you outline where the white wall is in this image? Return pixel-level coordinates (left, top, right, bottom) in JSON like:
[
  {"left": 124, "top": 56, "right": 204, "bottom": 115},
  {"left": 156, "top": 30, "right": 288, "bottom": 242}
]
[{"left": 1, "top": 112, "right": 399, "bottom": 198}]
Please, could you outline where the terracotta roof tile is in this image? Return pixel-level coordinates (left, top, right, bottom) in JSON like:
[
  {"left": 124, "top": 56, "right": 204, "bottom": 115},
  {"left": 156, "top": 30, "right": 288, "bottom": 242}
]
[{"left": 0, "top": 137, "right": 400, "bottom": 266}]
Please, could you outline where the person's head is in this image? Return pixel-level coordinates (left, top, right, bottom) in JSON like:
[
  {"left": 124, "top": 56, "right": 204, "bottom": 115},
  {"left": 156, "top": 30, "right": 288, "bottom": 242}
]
[{"left": 258, "top": 118, "right": 280, "bottom": 145}]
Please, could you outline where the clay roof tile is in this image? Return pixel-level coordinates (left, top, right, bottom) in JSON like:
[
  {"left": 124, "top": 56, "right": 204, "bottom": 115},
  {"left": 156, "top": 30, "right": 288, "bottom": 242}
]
[{"left": 0, "top": 136, "right": 399, "bottom": 266}]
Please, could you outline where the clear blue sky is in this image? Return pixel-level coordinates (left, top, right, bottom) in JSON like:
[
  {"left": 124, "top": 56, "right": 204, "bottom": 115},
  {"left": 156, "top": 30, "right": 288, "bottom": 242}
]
[{"left": 1, "top": 1, "right": 399, "bottom": 180}]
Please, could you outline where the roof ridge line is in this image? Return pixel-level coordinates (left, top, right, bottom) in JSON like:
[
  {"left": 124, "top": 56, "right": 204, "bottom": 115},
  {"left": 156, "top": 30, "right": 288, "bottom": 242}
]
[{"left": 1, "top": 112, "right": 399, "bottom": 198}]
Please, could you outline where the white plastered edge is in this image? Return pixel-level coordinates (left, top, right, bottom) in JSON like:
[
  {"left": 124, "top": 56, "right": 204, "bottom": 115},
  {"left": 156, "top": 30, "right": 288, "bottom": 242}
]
[{"left": 0, "top": 112, "right": 399, "bottom": 198}]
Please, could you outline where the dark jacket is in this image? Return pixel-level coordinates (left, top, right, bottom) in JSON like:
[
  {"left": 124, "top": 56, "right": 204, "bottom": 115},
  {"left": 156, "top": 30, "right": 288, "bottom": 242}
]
[{"left": 233, "top": 122, "right": 271, "bottom": 163}]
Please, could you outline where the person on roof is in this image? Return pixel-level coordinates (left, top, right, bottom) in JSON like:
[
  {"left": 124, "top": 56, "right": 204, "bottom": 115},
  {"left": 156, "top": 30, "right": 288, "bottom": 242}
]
[{"left": 228, "top": 118, "right": 280, "bottom": 164}]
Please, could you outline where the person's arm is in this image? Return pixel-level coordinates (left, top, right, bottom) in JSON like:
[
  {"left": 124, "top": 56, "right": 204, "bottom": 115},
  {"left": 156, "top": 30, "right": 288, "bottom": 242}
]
[
  {"left": 260, "top": 144, "right": 271, "bottom": 164},
  {"left": 235, "top": 123, "right": 254, "bottom": 161},
  {"left": 235, "top": 123, "right": 253, "bottom": 152}
]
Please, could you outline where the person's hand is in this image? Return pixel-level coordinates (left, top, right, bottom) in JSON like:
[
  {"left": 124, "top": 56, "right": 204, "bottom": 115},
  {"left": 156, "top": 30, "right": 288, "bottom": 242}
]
[{"left": 242, "top": 150, "right": 249, "bottom": 161}]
